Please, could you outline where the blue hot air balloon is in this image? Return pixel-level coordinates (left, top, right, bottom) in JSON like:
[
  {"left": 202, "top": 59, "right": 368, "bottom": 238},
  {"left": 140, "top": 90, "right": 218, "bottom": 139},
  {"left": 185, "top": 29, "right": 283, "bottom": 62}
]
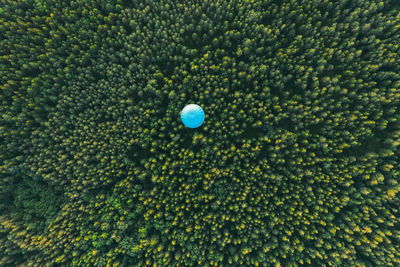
[{"left": 181, "top": 104, "right": 205, "bottom": 128}]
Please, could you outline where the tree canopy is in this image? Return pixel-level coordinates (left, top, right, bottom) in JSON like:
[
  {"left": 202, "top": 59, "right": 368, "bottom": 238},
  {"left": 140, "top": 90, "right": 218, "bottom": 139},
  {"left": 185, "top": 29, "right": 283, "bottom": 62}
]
[{"left": 1, "top": 0, "right": 400, "bottom": 266}]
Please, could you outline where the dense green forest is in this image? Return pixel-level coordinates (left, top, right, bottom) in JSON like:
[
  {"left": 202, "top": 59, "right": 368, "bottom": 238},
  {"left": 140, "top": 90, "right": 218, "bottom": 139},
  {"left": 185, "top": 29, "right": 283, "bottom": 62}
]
[{"left": 1, "top": 0, "right": 400, "bottom": 266}]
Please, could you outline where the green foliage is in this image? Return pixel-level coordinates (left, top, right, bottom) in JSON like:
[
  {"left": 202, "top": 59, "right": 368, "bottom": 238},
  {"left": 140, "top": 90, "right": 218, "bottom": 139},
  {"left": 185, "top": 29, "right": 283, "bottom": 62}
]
[
  {"left": 1, "top": 167, "right": 65, "bottom": 234},
  {"left": 34, "top": 0, "right": 46, "bottom": 11},
  {"left": 1, "top": 0, "right": 400, "bottom": 266},
  {"left": 9, "top": 176, "right": 64, "bottom": 233}
]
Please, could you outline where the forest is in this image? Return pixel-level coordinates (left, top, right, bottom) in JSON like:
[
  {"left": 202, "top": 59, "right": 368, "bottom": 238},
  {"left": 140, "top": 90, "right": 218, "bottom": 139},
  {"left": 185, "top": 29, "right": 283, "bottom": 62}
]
[{"left": 1, "top": 0, "right": 400, "bottom": 266}]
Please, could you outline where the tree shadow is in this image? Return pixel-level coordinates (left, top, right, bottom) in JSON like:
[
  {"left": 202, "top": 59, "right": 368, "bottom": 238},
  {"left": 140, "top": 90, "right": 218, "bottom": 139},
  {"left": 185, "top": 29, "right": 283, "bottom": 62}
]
[
  {"left": 278, "top": 117, "right": 295, "bottom": 132},
  {"left": 242, "top": 123, "right": 264, "bottom": 140},
  {"left": 341, "top": 135, "right": 388, "bottom": 158},
  {"left": 125, "top": 143, "right": 151, "bottom": 166}
]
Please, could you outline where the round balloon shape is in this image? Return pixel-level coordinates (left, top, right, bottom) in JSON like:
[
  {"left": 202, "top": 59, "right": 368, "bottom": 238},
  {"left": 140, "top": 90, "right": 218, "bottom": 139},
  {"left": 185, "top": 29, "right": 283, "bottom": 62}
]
[{"left": 181, "top": 104, "right": 205, "bottom": 128}]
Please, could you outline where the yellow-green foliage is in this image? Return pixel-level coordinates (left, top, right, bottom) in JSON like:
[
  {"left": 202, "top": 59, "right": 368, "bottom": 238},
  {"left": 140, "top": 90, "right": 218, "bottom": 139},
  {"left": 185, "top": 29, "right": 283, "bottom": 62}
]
[{"left": 1, "top": 0, "right": 400, "bottom": 266}]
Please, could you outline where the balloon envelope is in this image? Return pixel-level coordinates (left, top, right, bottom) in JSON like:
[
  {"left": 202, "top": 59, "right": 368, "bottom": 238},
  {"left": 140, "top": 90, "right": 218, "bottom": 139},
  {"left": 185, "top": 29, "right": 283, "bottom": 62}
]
[{"left": 181, "top": 104, "right": 205, "bottom": 128}]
